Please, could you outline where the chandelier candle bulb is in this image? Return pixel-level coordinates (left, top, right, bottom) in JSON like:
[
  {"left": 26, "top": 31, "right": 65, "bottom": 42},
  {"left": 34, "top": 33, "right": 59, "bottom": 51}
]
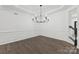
[{"left": 32, "top": 5, "right": 49, "bottom": 23}]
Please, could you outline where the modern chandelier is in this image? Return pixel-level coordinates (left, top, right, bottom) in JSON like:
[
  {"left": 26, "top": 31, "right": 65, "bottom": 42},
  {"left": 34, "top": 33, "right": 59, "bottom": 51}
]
[{"left": 32, "top": 5, "right": 49, "bottom": 23}]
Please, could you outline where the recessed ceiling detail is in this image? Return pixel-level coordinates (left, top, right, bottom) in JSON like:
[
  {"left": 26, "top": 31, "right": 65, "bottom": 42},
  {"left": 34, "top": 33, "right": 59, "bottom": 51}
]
[
  {"left": 0, "top": 5, "right": 75, "bottom": 16},
  {"left": 18, "top": 5, "right": 63, "bottom": 14},
  {"left": 0, "top": 5, "right": 76, "bottom": 23}
]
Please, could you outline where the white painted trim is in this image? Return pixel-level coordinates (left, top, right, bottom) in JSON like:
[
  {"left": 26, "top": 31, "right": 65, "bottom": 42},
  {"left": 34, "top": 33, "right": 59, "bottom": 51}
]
[
  {"left": 46, "top": 5, "right": 64, "bottom": 14},
  {"left": 66, "top": 5, "right": 78, "bottom": 12},
  {"left": 14, "top": 5, "right": 36, "bottom": 16}
]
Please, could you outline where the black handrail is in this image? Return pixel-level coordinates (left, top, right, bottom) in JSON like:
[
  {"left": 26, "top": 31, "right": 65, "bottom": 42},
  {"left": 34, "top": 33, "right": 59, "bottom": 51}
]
[
  {"left": 69, "top": 21, "right": 77, "bottom": 48},
  {"left": 74, "top": 21, "right": 77, "bottom": 48}
]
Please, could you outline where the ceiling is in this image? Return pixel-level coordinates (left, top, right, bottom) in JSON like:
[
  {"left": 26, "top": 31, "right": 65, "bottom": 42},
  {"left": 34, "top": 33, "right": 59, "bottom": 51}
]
[
  {"left": 0, "top": 5, "right": 77, "bottom": 16},
  {"left": 18, "top": 5, "right": 62, "bottom": 13}
]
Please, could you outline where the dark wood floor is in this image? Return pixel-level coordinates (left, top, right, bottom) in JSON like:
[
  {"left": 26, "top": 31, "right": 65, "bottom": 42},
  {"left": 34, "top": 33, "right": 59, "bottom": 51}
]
[{"left": 0, "top": 35, "right": 78, "bottom": 54}]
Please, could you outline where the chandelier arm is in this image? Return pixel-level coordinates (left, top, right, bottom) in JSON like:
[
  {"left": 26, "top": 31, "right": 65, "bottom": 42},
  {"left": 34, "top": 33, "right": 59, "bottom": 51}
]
[{"left": 32, "top": 5, "right": 49, "bottom": 23}]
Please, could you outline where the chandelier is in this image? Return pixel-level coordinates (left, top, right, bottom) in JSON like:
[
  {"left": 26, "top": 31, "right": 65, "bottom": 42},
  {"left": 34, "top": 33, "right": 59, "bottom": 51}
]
[{"left": 32, "top": 5, "right": 49, "bottom": 23}]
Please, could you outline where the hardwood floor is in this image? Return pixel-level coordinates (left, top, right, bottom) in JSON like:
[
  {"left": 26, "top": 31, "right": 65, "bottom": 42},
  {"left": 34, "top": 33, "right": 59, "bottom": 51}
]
[{"left": 0, "top": 35, "right": 78, "bottom": 54}]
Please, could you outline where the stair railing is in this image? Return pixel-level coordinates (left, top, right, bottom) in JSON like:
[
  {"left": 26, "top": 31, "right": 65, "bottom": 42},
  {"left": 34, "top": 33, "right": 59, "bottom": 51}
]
[{"left": 69, "top": 21, "right": 78, "bottom": 53}]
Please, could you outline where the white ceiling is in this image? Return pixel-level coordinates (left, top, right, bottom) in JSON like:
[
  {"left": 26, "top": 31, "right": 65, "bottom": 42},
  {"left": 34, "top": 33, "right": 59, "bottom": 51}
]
[
  {"left": 18, "top": 5, "right": 62, "bottom": 13},
  {"left": 0, "top": 5, "right": 77, "bottom": 16}
]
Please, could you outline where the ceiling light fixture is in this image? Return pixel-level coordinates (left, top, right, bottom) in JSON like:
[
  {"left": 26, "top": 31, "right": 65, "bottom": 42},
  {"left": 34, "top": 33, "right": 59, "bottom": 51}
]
[{"left": 32, "top": 5, "right": 49, "bottom": 23}]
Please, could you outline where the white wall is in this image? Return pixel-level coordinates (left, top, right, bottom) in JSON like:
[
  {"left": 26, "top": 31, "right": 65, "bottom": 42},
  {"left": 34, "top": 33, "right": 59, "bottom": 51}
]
[
  {"left": 0, "top": 10, "right": 38, "bottom": 45},
  {"left": 40, "top": 6, "right": 79, "bottom": 48},
  {"left": 40, "top": 11, "right": 74, "bottom": 45},
  {"left": 66, "top": 7, "right": 79, "bottom": 48},
  {"left": 77, "top": 7, "right": 79, "bottom": 48}
]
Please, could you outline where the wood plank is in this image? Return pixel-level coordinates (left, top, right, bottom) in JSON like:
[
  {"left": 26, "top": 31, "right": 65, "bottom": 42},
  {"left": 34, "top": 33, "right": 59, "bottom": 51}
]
[{"left": 0, "top": 35, "right": 78, "bottom": 54}]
